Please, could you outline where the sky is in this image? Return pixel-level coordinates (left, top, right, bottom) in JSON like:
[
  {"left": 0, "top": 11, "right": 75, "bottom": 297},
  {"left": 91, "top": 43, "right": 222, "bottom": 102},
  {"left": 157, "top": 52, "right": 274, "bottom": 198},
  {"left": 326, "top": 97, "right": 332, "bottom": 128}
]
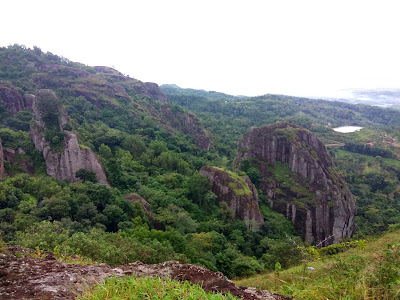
[{"left": 1, "top": 0, "right": 400, "bottom": 98}]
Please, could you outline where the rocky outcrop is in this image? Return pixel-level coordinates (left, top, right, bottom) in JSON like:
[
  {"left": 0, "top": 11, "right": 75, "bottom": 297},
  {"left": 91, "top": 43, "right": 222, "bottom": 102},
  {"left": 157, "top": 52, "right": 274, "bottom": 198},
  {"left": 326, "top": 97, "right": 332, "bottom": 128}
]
[
  {"left": 236, "top": 122, "right": 356, "bottom": 245},
  {"left": 0, "top": 81, "right": 32, "bottom": 114},
  {"left": 94, "top": 66, "right": 167, "bottom": 103},
  {"left": 200, "top": 166, "right": 264, "bottom": 228},
  {"left": 124, "top": 194, "right": 158, "bottom": 227},
  {"left": 142, "top": 82, "right": 168, "bottom": 103},
  {"left": 2, "top": 147, "right": 34, "bottom": 175},
  {"left": 0, "top": 246, "right": 288, "bottom": 300},
  {"left": 29, "top": 89, "right": 109, "bottom": 185},
  {"left": 160, "top": 105, "right": 211, "bottom": 151},
  {"left": 33, "top": 64, "right": 132, "bottom": 106},
  {"left": 0, "top": 141, "right": 5, "bottom": 178},
  {"left": 140, "top": 102, "right": 211, "bottom": 151}
]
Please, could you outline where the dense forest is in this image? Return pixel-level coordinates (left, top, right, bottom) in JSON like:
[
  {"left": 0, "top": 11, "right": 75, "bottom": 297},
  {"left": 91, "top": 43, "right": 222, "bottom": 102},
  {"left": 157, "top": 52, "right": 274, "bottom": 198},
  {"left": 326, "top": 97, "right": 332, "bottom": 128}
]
[{"left": 1, "top": 44, "right": 400, "bottom": 285}]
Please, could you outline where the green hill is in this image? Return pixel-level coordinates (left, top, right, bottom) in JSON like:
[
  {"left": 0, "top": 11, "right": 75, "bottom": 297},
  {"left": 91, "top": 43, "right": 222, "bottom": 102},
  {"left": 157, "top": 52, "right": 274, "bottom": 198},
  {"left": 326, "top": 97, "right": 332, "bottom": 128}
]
[{"left": 1, "top": 45, "right": 400, "bottom": 298}]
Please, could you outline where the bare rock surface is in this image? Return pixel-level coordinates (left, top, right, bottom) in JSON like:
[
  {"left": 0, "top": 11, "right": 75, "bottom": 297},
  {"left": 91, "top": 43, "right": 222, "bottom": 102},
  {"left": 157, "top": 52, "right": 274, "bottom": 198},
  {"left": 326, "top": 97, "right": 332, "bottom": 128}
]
[
  {"left": 0, "top": 141, "right": 5, "bottom": 178},
  {"left": 0, "top": 81, "right": 32, "bottom": 114},
  {"left": 0, "top": 246, "right": 288, "bottom": 300},
  {"left": 29, "top": 89, "right": 109, "bottom": 185},
  {"left": 236, "top": 122, "right": 356, "bottom": 245},
  {"left": 160, "top": 105, "right": 211, "bottom": 151},
  {"left": 3, "top": 147, "right": 34, "bottom": 175},
  {"left": 200, "top": 166, "right": 264, "bottom": 227},
  {"left": 141, "top": 102, "right": 211, "bottom": 151}
]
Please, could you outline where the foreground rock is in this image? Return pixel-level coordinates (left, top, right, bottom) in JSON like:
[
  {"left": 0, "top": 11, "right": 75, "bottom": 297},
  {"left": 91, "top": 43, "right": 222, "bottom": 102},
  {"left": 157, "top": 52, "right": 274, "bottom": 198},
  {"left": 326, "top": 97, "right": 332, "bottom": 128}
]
[
  {"left": 236, "top": 122, "right": 356, "bottom": 245},
  {"left": 200, "top": 166, "right": 264, "bottom": 228},
  {"left": 0, "top": 247, "right": 288, "bottom": 300}
]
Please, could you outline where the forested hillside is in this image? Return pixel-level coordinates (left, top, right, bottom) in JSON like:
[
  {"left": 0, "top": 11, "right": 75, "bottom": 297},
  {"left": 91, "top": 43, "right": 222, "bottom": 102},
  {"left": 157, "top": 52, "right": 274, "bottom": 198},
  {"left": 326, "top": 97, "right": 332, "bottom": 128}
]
[
  {"left": 162, "top": 84, "right": 400, "bottom": 237},
  {"left": 1, "top": 44, "right": 400, "bottom": 287}
]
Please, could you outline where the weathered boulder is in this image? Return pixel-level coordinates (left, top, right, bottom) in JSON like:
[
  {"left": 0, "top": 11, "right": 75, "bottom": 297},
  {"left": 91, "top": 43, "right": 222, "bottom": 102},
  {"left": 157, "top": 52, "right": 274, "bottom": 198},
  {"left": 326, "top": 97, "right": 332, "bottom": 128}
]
[
  {"left": 29, "top": 89, "right": 109, "bottom": 185},
  {"left": 0, "top": 246, "right": 288, "bottom": 300},
  {"left": 236, "top": 122, "right": 355, "bottom": 245},
  {"left": 0, "top": 141, "right": 5, "bottom": 178},
  {"left": 200, "top": 166, "right": 264, "bottom": 228},
  {"left": 0, "top": 81, "right": 32, "bottom": 114}
]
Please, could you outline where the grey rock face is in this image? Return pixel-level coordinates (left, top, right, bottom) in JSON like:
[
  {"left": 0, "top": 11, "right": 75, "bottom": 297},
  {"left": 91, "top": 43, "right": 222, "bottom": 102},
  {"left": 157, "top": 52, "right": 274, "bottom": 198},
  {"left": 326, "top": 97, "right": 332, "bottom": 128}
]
[
  {"left": 0, "top": 141, "right": 5, "bottom": 178},
  {"left": 200, "top": 166, "right": 264, "bottom": 228},
  {"left": 236, "top": 122, "right": 356, "bottom": 245},
  {"left": 143, "top": 82, "right": 168, "bottom": 103},
  {"left": 0, "top": 81, "right": 32, "bottom": 114},
  {"left": 160, "top": 105, "right": 211, "bottom": 151},
  {"left": 1, "top": 246, "right": 287, "bottom": 300},
  {"left": 29, "top": 89, "right": 109, "bottom": 186}
]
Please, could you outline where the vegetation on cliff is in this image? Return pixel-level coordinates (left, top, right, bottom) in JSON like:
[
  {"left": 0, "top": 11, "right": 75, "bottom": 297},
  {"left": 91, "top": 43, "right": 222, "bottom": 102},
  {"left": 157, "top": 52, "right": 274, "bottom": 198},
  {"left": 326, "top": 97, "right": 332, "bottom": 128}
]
[{"left": 1, "top": 45, "right": 400, "bottom": 297}]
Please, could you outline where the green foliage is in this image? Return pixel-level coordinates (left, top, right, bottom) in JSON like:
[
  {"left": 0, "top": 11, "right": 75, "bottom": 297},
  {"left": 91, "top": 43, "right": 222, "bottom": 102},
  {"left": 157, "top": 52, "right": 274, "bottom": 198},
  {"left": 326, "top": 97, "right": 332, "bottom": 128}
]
[
  {"left": 75, "top": 169, "right": 98, "bottom": 183},
  {"left": 344, "top": 142, "right": 395, "bottom": 158},
  {"left": 333, "top": 149, "right": 400, "bottom": 236},
  {"left": 235, "top": 230, "right": 400, "bottom": 299},
  {"left": 213, "top": 167, "right": 251, "bottom": 196},
  {"left": 269, "top": 162, "right": 316, "bottom": 207},
  {"left": 79, "top": 276, "right": 239, "bottom": 300},
  {"left": 3, "top": 45, "right": 400, "bottom": 294}
]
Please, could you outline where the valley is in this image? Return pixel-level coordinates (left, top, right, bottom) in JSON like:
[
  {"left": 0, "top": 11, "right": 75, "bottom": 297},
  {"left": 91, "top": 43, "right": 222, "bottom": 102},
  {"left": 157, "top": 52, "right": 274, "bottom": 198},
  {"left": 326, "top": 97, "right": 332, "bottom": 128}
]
[{"left": 1, "top": 45, "right": 400, "bottom": 299}]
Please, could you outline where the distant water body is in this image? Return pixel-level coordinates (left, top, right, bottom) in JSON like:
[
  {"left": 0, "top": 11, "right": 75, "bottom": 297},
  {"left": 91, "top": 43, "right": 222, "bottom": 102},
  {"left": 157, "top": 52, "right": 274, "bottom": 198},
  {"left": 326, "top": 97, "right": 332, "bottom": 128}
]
[{"left": 333, "top": 126, "right": 363, "bottom": 133}]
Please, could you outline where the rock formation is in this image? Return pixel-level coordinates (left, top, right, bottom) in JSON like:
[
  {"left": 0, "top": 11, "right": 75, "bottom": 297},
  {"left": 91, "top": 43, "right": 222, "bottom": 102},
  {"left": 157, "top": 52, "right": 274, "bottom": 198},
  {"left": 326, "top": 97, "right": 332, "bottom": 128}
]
[
  {"left": 142, "top": 82, "right": 168, "bottom": 103},
  {"left": 2, "top": 147, "right": 34, "bottom": 175},
  {"left": 29, "top": 89, "right": 109, "bottom": 185},
  {"left": 124, "top": 194, "right": 158, "bottom": 227},
  {"left": 0, "top": 141, "right": 5, "bottom": 178},
  {"left": 160, "top": 105, "right": 211, "bottom": 151},
  {"left": 0, "top": 81, "right": 32, "bottom": 114},
  {"left": 94, "top": 66, "right": 167, "bottom": 103},
  {"left": 200, "top": 166, "right": 264, "bottom": 228},
  {"left": 1, "top": 246, "right": 288, "bottom": 300},
  {"left": 236, "top": 122, "right": 356, "bottom": 245}
]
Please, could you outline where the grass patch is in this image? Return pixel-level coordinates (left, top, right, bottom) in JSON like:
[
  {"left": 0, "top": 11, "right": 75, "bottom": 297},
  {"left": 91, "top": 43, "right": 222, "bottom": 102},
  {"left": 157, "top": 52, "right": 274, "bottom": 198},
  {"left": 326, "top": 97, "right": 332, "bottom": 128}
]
[
  {"left": 214, "top": 166, "right": 252, "bottom": 196},
  {"left": 78, "top": 276, "right": 239, "bottom": 300},
  {"left": 269, "top": 162, "right": 317, "bottom": 206},
  {"left": 234, "top": 230, "right": 400, "bottom": 299}
]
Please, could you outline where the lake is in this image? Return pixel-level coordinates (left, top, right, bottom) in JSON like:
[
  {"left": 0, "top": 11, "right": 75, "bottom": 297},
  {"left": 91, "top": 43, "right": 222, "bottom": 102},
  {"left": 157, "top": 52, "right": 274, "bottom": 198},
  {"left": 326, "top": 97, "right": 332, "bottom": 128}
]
[{"left": 333, "top": 126, "right": 363, "bottom": 133}]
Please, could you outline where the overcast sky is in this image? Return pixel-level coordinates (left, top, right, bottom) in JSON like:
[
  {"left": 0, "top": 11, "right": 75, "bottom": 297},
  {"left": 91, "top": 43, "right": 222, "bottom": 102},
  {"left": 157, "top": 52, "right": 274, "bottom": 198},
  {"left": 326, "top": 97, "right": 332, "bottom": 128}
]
[{"left": 1, "top": 0, "right": 399, "bottom": 97}]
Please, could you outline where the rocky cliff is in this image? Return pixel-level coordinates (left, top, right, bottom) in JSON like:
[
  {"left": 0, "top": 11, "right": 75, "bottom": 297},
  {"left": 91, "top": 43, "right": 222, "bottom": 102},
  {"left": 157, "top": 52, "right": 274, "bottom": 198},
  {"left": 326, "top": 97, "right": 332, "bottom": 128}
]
[
  {"left": 93, "top": 66, "right": 167, "bottom": 103},
  {"left": 236, "top": 122, "right": 355, "bottom": 245},
  {"left": 29, "top": 89, "right": 109, "bottom": 185},
  {"left": 200, "top": 166, "right": 264, "bottom": 228},
  {"left": 0, "top": 81, "right": 32, "bottom": 114},
  {"left": 0, "top": 141, "right": 5, "bottom": 178},
  {"left": 160, "top": 105, "right": 211, "bottom": 151}
]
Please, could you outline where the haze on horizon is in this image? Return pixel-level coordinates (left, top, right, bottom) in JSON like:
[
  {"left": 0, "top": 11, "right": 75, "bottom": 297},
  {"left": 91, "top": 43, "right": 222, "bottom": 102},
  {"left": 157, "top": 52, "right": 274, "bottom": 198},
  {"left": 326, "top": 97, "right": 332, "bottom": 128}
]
[{"left": 1, "top": 0, "right": 399, "bottom": 99}]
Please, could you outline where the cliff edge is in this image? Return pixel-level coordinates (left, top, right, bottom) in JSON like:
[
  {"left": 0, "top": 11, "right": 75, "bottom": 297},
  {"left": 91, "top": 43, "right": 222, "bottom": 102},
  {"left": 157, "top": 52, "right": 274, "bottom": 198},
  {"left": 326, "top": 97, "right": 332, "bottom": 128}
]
[
  {"left": 236, "top": 122, "right": 355, "bottom": 245},
  {"left": 200, "top": 166, "right": 264, "bottom": 228}
]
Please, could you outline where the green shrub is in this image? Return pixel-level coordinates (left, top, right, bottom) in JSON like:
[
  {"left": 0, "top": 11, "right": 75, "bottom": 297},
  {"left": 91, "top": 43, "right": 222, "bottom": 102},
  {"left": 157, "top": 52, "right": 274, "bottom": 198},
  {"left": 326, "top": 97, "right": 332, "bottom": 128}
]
[{"left": 78, "top": 276, "right": 239, "bottom": 300}]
